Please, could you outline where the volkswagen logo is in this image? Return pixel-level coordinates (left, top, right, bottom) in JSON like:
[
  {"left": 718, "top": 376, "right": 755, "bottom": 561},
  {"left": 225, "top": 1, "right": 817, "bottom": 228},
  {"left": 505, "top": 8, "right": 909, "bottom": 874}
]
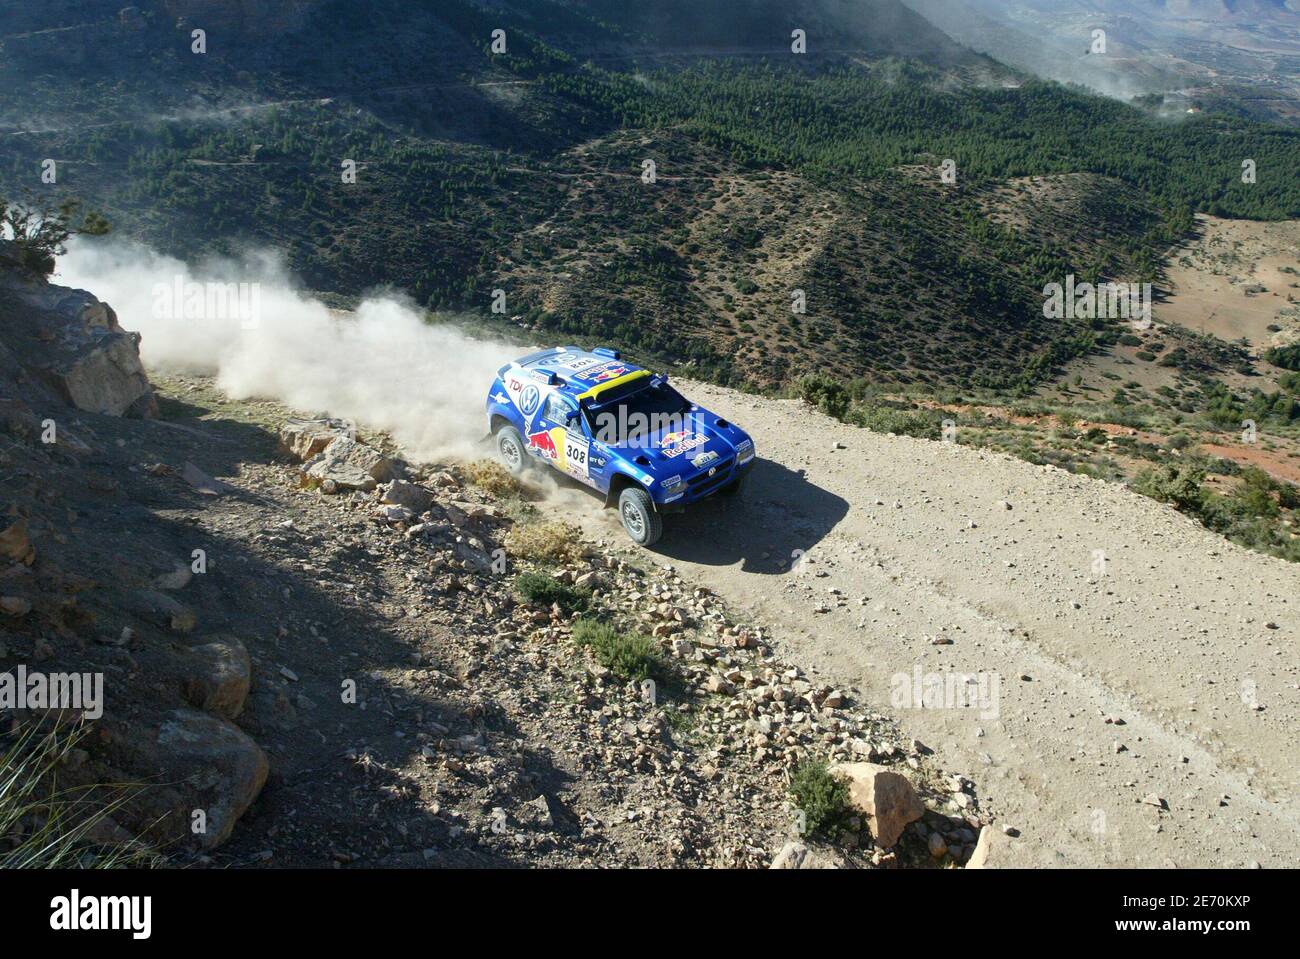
[{"left": 520, "top": 385, "right": 541, "bottom": 416}]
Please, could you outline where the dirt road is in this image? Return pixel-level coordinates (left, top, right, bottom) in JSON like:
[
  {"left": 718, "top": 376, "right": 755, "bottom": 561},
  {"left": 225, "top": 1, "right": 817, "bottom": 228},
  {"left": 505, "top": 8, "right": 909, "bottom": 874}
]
[{"left": 552, "top": 383, "right": 1300, "bottom": 867}]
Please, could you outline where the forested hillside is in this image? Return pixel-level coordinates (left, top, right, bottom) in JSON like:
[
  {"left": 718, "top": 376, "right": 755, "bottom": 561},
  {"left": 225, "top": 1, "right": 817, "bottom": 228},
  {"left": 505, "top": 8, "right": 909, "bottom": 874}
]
[{"left": 3, "top": 0, "right": 1298, "bottom": 389}]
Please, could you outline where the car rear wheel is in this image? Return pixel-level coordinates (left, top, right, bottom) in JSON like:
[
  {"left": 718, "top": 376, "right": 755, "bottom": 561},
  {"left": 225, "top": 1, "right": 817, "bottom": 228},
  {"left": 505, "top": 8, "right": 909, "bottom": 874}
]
[
  {"left": 495, "top": 424, "right": 527, "bottom": 476},
  {"left": 618, "top": 487, "right": 663, "bottom": 547}
]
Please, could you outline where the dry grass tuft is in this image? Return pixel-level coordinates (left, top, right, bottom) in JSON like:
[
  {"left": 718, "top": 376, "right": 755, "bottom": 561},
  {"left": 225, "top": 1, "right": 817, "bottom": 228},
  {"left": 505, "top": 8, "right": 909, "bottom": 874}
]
[
  {"left": 463, "top": 460, "right": 523, "bottom": 498},
  {"left": 504, "top": 520, "right": 585, "bottom": 564}
]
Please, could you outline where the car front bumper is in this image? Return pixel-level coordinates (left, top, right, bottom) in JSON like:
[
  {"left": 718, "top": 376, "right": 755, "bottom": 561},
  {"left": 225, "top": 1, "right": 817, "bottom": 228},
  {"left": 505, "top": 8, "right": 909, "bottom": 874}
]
[{"left": 656, "top": 454, "right": 753, "bottom": 511}]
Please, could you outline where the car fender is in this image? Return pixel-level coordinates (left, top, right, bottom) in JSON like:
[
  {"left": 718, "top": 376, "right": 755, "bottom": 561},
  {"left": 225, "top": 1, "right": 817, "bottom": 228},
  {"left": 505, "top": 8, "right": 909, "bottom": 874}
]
[
  {"left": 486, "top": 378, "right": 524, "bottom": 432},
  {"left": 603, "top": 463, "right": 657, "bottom": 508}
]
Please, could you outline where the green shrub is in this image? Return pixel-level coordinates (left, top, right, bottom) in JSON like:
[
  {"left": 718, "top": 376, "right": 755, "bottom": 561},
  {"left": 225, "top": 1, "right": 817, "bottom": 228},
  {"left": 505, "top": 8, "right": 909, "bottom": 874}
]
[
  {"left": 797, "top": 373, "right": 851, "bottom": 420},
  {"left": 514, "top": 571, "right": 589, "bottom": 615},
  {"left": 0, "top": 197, "right": 110, "bottom": 278},
  {"left": 572, "top": 619, "right": 663, "bottom": 681},
  {"left": 1228, "top": 467, "right": 1283, "bottom": 520},
  {"left": 1131, "top": 463, "right": 1207, "bottom": 513},
  {"left": 847, "top": 403, "right": 941, "bottom": 439},
  {"left": 798, "top": 374, "right": 940, "bottom": 438},
  {"left": 1265, "top": 344, "right": 1300, "bottom": 372},
  {"left": 787, "top": 760, "right": 853, "bottom": 838}
]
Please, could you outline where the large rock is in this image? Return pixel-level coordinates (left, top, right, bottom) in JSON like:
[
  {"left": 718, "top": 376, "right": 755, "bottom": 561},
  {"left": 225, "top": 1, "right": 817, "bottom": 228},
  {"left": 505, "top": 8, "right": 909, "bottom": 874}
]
[
  {"left": 381, "top": 479, "right": 434, "bottom": 512},
  {"left": 278, "top": 417, "right": 354, "bottom": 461},
  {"left": 182, "top": 635, "right": 253, "bottom": 720},
  {"left": 279, "top": 418, "right": 399, "bottom": 493},
  {"left": 54, "top": 329, "right": 156, "bottom": 417},
  {"left": 104, "top": 707, "right": 268, "bottom": 850},
  {"left": 830, "top": 762, "right": 925, "bottom": 849},
  {"left": 0, "top": 266, "right": 157, "bottom": 418},
  {"left": 302, "top": 435, "right": 397, "bottom": 492}
]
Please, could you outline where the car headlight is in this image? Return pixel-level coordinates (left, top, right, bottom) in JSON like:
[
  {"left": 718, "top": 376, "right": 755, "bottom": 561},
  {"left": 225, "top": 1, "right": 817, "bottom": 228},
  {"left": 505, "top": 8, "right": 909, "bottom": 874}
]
[
  {"left": 661, "top": 475, "right": 686, "bottom": 494},
  {"left": 736, "top": 439, "right": 755, "bottom": 462}
]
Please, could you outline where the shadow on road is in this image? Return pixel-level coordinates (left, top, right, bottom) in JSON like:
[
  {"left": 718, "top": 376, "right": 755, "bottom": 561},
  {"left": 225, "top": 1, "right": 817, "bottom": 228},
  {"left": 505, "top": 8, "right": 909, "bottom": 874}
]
[
  {"left": 536, "top": 458, "right": 849, "bottom": 574},
  {"left": 652, "top": 458, "right": 849, "bottom": 573}
]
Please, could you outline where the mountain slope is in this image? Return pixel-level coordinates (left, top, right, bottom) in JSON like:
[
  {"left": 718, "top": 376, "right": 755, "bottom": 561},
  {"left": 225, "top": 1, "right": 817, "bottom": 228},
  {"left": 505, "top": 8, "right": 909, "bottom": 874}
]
[{"left": 3, "top": 0, "right": 1298, "bottom": 392}]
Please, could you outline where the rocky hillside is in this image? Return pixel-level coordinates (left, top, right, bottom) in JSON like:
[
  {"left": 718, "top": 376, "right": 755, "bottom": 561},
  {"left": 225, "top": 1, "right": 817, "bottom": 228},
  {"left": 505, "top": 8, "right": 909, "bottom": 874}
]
[{"left": 0, "top": 264, "right": 997, "bottom": 868}]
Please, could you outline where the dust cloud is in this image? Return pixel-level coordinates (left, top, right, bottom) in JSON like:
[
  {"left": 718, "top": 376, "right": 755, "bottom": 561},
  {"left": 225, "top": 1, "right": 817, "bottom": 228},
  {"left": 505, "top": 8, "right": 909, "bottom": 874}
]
[{"left": 57, "top": 239, "right": 519, "bottom": 461}]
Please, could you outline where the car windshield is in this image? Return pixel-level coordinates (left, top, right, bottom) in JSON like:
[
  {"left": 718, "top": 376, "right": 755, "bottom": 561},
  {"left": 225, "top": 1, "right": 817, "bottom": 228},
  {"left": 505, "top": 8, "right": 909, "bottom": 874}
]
[{"left": 586, "top": 381, "right": 693, "bottom": 446}]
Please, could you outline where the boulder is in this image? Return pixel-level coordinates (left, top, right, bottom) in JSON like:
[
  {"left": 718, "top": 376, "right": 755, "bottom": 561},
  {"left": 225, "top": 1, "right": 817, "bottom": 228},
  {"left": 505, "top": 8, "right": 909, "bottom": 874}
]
[
  {"left": 278, "top": 418, "right": 400, "bottom": 492},
  {"left": 830, "top": 761, "right": 925, "bottom": 849},
  {"left": 301, "top": 435, "right": 398, "bottom": 493},
  {"left": 54, "top": 331, "right": 156, "bottom": 417},
  {"left": 381, "top": 479, "right": 434, "bottom": 513},
  {"left": 0, "top": 272, "right": 157, "bottom": 418},
  {"left": 182, "top": 635, "right": 252, "bottom": 720},
  {"left": 103, "top": 707, "right": 268, "bottom": 850},
  {"left": 278, "top": 417, "right": 354, "bottom": 462}
]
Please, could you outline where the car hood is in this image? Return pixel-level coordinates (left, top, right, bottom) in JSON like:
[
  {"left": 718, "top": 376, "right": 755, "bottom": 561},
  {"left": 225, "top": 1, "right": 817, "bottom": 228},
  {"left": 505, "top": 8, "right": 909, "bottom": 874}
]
[{"left": 602, "top": 409, "right": 751, "bottom": 476}]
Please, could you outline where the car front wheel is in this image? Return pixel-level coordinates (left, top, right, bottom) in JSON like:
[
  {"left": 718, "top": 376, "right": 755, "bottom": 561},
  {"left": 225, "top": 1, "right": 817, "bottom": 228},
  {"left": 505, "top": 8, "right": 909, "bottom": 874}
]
[
  {"left": 618, "top": 486, "right": 663, "bottom": 547},
  {"left": 495, "top": 424, "right": 528, "bottom": 476}
]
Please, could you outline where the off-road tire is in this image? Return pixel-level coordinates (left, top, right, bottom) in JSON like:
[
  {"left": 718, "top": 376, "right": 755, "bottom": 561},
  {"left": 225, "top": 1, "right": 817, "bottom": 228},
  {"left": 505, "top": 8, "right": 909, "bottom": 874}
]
[
  {"left": 618, "top": 486, "right": 663, "bottom": 547},
  {"left": 495, "top": 424, "right": 528, "bottom": 476}
]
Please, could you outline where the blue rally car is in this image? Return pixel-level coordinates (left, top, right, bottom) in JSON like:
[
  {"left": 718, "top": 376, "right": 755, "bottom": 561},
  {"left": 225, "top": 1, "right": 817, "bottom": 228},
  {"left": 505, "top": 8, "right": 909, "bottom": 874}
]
[{"left": 486, "top": 347, "right": 756, "bottom": 546}]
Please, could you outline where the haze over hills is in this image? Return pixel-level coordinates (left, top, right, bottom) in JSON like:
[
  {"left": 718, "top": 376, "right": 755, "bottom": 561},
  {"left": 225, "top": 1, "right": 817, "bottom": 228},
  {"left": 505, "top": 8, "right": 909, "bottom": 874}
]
[{"left": 904, "top": 0, "right": 1300, "bottom": 123}]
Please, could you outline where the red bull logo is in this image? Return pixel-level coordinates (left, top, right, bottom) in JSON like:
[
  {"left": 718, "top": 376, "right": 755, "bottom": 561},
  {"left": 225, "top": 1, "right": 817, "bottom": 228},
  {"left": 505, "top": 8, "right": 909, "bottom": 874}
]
[
  {"left": 528, "top": 429, "right": 559, "bottom": 460},
  {"left": 660, "top": 430, "right": 706, "bottom": 458},
  {"left": 589, "top": 365, "right": 628, "bottom": 382}
]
